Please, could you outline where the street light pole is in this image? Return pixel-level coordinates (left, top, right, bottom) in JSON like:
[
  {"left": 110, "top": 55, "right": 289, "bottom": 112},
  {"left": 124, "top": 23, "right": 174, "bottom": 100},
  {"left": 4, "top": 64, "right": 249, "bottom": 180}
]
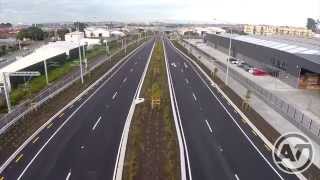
[
  {"left": 44, "top": 60, "right": 49, "bottom": 85},
  {"left": 225, "top": 29, "right": 232, "bottom": 85},
  {"left": 78, "top": 43, "right": 84, "bottom": 84},
  {"left": 82, "top": 44, "right": 87, "bottom": 71},
  {"left": 2, "top": 72, "right": 11, "bottom": 112},
  {"left": 124, "top": 38, "right": 127, "bottom": 55},
  {"left": 106, "top": 40, "right": 109, "bottom": 56}
]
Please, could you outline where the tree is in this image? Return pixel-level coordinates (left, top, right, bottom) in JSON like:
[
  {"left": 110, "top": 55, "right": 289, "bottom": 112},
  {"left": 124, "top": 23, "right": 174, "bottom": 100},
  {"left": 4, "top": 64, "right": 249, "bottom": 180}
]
[
  {"left": 57, "top": 28, "right": 70, "bottom": 40},
  {"left": 16, "top": 27, "right": 46, "bottom": 41},
  {"left": 306, "top": 18, "right": 317, "bottom": 32},
  {"left": 73, "top": 22, "right": 87, "bottom": 32}
]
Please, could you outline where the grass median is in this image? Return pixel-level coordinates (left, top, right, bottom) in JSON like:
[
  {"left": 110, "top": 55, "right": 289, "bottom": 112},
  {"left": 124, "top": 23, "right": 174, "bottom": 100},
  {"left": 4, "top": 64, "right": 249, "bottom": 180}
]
[{"left": 123, "top": 40, "right": 180, "bottom": 180}]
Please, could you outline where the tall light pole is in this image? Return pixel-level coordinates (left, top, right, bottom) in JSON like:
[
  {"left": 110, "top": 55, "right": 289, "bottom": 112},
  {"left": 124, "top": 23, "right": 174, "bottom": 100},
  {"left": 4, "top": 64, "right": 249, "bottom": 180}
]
[
  {"left": 2, "top": 72, "right": 11, "bottom": 112},
  {"left": 43, "top": 60, "right": 49, "bottom": 85},
  {"left": 225, "top": 28, "right": 233, "bottom": 85},
  {"left": 105, "top": 40, "right": 109, "bottom": 56},
  {"left": 82, "top": 44, "right": 87, "bottom": 71},
  {"left": 78, "top": 42, "right": 84, "bottom": 84}
]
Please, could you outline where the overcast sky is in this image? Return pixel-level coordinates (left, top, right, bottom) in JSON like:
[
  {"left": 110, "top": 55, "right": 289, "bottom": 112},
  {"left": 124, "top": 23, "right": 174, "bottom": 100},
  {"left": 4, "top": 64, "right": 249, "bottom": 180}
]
[{"left": 0, "top": 0, "right": 319, "bottom": 26}]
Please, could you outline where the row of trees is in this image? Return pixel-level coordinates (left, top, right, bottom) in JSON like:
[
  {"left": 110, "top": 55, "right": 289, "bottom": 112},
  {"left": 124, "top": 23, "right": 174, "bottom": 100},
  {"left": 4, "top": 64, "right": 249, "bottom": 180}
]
[
  {"left": 16, "top": 26, "right": 46, "bottom": 41},
  {"left": 307, "top": 18, "right": 319, "bottom": 32}
]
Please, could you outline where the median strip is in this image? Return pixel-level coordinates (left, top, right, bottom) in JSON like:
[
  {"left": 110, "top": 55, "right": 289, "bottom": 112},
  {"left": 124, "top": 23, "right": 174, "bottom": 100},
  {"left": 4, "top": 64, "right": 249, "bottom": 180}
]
[{"left": 123, "top": 39, "right": 180, "bottom": 180}]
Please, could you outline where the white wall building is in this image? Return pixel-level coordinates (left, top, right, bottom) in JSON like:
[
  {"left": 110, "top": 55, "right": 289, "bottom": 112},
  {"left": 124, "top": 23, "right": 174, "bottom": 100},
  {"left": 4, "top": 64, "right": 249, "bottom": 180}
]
[
  {"left": 84, "top": 27, "right": 110, "bottom": 38},
  {"left": 64, "top": 31, "right": 85, "bottom": 42}
]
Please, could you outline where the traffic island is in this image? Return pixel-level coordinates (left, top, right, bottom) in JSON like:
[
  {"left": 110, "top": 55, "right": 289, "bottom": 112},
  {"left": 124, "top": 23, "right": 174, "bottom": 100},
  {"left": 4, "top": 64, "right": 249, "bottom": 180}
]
[{"left": 123, "top": 40, "right": 180, "bottom": 180}]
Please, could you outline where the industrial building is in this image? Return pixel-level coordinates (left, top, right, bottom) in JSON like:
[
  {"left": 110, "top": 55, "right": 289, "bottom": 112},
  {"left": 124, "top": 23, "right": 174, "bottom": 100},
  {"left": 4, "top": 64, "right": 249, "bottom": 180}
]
[{"left": 204, "top": 33, "right": 320, "bottom": 89}]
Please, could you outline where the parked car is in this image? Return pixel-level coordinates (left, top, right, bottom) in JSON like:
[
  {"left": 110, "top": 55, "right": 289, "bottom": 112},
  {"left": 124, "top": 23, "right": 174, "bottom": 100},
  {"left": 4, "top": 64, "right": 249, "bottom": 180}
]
[
  {"left": 227, "top": 57, "right": 238, "bottom": 64},
  {"left": 249, "top": 68, "right": 268, "bottom": 76}
]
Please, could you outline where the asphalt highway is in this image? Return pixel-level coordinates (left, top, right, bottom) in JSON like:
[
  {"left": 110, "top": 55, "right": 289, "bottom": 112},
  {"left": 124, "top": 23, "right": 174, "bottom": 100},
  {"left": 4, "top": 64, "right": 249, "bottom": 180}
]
[
  {"left": 163, "top": 38, "right": 299, "bottom": 180},
  {"left": 0, "top": 39, "right": 155, "bottom": 180}
]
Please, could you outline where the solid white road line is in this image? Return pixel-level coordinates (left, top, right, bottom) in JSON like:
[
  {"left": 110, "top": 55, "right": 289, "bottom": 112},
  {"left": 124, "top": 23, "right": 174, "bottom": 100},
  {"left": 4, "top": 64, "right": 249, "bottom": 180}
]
[
  {"left": 192, "top": 93, "right": 197, "bottom": 101},
  {"left": 205, "top": 120, "right": 213, "bottom": 134},
  {"left": 92, "top": 116, "right": 102, "bottom": 130},
  {"left": 14, "top": 39, "right": 146, "bottom": 180},
  {"left": 112, "top": 92, "right": 118, "bottom": 100},
  {"left": 164, "top": 39, "right": 190, "bottom": 180},
  {"left": 172, "top": 43, "right": 285, "bottom": 180},
  {"left": 235, "top": 174, "right": 240, "bottom": 180},
  {"left": 66, "top": 170, "right": 71, "bottom": 180},
  {"left": 130, "top": 68, "right": 133, "bottom": 72},
  {"left": 113, "top": 41, "right": 155, "bottom": 180},
  {"left": 122, "top": 77, "right": 127, "bottom": 83}
]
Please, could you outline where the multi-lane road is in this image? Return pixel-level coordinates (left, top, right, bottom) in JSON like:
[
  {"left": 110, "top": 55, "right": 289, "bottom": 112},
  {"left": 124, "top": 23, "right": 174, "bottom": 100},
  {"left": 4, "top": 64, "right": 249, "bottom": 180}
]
[
  {"left": 0, "top": 39, "right": 155, "bottom": 180},
  {"left": 163, "top": 38, "right": 300, "bottom": 180},
  {"left": 0, "top": 36, "right": 302, "bottom": 180}
]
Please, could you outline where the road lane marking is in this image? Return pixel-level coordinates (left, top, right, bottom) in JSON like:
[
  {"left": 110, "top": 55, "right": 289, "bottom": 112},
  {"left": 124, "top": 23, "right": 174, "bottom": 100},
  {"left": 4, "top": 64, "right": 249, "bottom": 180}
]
[
  {"left": 251, "top": 129, "right": 257, "bottom": 136},
  {"left": 205, "top": 120, "right": 213, "bottom": 133},
  {"left": 46, "top": 123, "right": 53, "bottom": 129},
  {"left": 32, "top": 137, "right": 40, "bottom": 144},
  {"left": 264, "top": 144, "right": 271, "bottom": 152},
  {"left": 241, "top": 119, "right": 246, "bottom": 124},
  {"left": 184, "top": 62, "right": 188, "bottom": 68},
  {"left": 235, "top": 174, "right": 240, "bottom": 180},
  {"left": 92, "top": 116, "right": 102, "bottom": 130},
  {"left": 185, "top": 78, "right": 189, "bottom": 84},
  {"left": 130, "top": 68, "right": 134, "bottom": 72},
  {"left": 122, "top": 77, "right": 127, "bottom": 83},
  {"left": 171, "top": 43, "right": 285, "bottom": 180},
  {"left": 66, "top": 169, "right": 71, "bottom": 180},
  {"left": 12, "top": 40, "right": 146, "bottom": 179},
  {"left": 112, "top": 92, "right": 118, "bottom": 100},
  {"left": 15, "top": 154, "right": 23, "bottom": 163},
  {"left": 192, "top": 93, "right": 197, "bottom": 101},
  {"left": 59, "top": 113, "right": 64, "bottom": 118}
]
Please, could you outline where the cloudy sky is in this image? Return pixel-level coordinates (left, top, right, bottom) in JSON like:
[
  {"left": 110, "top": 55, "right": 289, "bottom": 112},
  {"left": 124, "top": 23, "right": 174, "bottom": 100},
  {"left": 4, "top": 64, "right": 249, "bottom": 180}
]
[{"left": 0, "top": 0, "right": 319, "bottom": 26}]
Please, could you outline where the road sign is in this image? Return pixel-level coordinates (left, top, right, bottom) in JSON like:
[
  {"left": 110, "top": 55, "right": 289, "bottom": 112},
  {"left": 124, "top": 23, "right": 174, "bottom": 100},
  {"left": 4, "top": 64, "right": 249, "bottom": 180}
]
[{"left": 9, "top": 71, "right": 41, "bottom": 77}]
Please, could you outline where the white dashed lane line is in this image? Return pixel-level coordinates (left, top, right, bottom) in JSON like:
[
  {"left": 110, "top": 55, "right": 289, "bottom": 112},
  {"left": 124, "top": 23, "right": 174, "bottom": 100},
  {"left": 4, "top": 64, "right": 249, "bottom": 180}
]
[
  {"left": 92, "top": 116, "right": 102, "bottom": 131},
  {"left": 112, "top": 92, "right": 118, "bottom": 100},
  {"left": 205, "top": 120, "right": 213, "bottom": 134}
]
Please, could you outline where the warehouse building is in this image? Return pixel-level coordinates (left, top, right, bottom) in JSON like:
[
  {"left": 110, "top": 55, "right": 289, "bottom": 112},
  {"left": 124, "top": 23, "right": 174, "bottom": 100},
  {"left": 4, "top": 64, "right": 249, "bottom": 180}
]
[{"left": 204, "top": 33, "right": 320, "bottom": 89}]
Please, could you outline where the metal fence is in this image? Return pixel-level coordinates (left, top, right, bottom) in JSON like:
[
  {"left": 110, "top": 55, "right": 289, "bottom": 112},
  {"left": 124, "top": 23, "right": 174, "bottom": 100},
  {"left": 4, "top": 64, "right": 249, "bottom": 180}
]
[
  {"left": 182, "top": 39, "right": 320, "bottom": 143},
  {"left": 0, "top": 38, "right": 145, "bottom": 134}
]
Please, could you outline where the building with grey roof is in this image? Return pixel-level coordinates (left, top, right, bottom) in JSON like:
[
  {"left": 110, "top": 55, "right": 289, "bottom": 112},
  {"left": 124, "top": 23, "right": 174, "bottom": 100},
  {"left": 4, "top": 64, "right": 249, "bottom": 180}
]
[{"left": 204, "top": 33, "right": 320, "bottom": 88}]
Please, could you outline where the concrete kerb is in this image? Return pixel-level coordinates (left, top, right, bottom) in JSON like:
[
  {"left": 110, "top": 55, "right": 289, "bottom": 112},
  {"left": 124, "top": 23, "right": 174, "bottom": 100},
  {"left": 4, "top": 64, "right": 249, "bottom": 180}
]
[{"left": 0, "top": 39, "right": 149, "bottom": 174}]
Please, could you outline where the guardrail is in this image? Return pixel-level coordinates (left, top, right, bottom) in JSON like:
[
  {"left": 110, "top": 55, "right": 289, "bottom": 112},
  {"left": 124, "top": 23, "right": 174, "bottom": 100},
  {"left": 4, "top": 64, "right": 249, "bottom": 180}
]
[
  {"left": 0, "top": 38, "right": 146, "bottom": 134},
  {"left": 181, "top": 39, "right": 320, "bottom": 143}
]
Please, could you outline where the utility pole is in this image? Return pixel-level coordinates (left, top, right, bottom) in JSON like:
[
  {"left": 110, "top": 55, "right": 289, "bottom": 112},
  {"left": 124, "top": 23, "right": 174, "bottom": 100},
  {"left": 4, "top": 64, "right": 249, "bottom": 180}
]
[
  {"left": 2, "top": 72, "right": 11, "bottom": 112},
  {"left": 226, "top": 28, "right": 232, "bottom": 85}
]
